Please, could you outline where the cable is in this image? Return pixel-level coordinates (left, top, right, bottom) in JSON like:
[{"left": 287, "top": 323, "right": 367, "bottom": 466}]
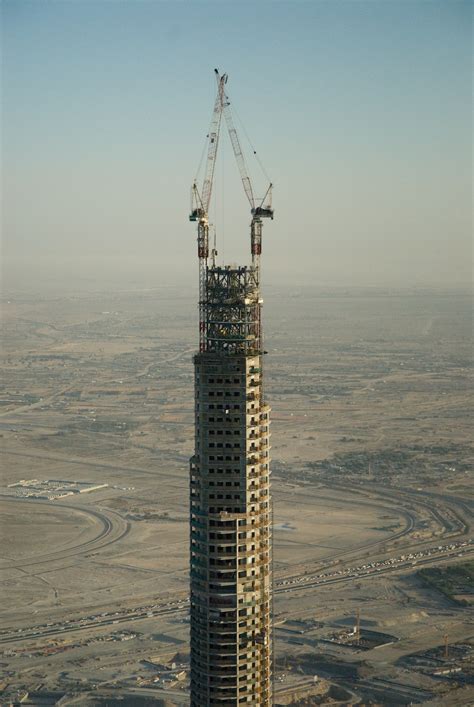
[
  {"left": 194, "top": 132, "right": 208, "bottom": 184},
  {"left": 230, "top": 101, "right": 272, "bottom": 184},
  {"left": 221, "top": 130, "right": 225, "bottom": 263}
]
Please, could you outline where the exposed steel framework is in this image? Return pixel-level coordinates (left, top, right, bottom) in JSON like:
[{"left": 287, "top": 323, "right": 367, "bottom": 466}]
[
  {"left": 190, "top": 69, "right": 273, "bottom": 354},
  {"left": 189, "top": 71, "right": 274, "bottom": 706}
]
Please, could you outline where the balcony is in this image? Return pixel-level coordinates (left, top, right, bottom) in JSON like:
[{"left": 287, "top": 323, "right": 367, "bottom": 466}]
[
  {"left": 235, "top": 520, "right": 268, "bottom": 531},
  {"left": 247, "top": 482, "right": 269, "bottom": 494},
  {"left": 209, "top": 625, "right": 238, "bottom": 636},
  {"left": 208, "top": 636, "right": 239, "bottom": 648},
  {"left": 208, "top": 585, "right": 238, "bottom": 595},
  {"left": 210, "top": 606, "right": 237, "bottom": 618},
  {"left": 208, "top": 574, "right": 238, "bottom": 584},
  {"left": 209, "top": 548, "right": 259, "bottom": 561},
  {"left": 209, "top": 598, "right": 237, "bottom": 610},
  {"left": 205, "top": 656, "right": 236, "bottom": 668},
  {"left": 208, "top": 537, "right": 238, "bottom": 546},
  {"left": 207, "top": 670, "right": 239, "bottom": 682},
  {"left": 207, "top": 646, "right": 238, "bottom": 657},
  {"left": 209, "top": 562, "right": 237, "bottom": 573},
  {"left": 208, "top": 544, "right": 237, "bottom": 555}
]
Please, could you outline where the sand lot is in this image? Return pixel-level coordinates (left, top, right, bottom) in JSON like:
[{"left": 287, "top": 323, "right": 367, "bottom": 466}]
[{"left": 1, "top": 285, "right": 472, "bottom": 705}]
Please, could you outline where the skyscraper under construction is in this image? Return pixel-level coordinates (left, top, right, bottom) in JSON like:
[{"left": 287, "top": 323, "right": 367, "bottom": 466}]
[{"left": 189, "top": 71, "right": 274, "bottom": 706}]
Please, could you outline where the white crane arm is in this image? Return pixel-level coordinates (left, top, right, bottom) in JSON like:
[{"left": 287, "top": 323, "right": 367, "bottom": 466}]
[
  {"left": 222, "top": 92, "right": 255, "bottom": 211},
  {"left": 200, "top": 71, "right": 227, "bottom": 215}
]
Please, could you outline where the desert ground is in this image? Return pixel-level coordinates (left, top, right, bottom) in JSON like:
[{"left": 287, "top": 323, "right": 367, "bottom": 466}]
[{"left": 0, "top": 284, "right": 472, "bottom": 705}]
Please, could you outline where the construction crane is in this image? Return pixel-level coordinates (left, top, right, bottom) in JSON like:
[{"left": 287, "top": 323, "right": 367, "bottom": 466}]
[
  {"left": 220, "top": 71, "right": 273, "bottom": 280},
  {"left": 190, "top": 70, "right": 227, "bottom": 226},
  {"left": 190, "top": 69, "right": 273, "bottom": 222},
  {"left": 189, "top": 70, "right": 227, "bottom": 351},
  {"left": 190, "top": 69, "right": 274, "bottom": 310},
  {"left": 220, "top": 75, "right": 273, "bottom": 219}
]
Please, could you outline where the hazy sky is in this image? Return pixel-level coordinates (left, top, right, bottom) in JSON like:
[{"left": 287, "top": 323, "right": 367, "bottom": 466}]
[{"left": 2, "top": 0, "right": 472, "bottom": 290}]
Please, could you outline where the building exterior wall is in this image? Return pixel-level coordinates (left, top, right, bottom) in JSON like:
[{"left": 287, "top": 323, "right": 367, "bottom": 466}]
[{"left": 190, "top": 265, "right": 272, "bottom": 706}]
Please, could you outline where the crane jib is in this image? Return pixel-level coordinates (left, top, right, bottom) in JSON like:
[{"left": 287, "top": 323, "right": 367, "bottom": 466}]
[{"left": 189, "top": 69, "right": 274, "bottom": 229}]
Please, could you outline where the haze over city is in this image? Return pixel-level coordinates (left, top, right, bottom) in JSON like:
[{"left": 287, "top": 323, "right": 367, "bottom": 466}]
[{"left": 3, "top": 0, "right": 471, "bottom": 291}]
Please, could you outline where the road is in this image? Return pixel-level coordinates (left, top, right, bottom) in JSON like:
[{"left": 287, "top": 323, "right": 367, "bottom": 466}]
[
  {"left": 0, "top": 496, "right": 130, "bottom": 571},
  {"left": 2, "top": 540, "right": 471, "bottom": 647},
  {"left": 1, "top": 478, "right": 471, "bottom": 647}
]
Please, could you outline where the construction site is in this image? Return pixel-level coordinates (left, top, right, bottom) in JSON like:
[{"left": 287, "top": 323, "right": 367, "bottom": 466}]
[
  {"left": 189, "top": 70, "right": 274, "bottom": 706},
  {"left": 1, "top": 65, "right": 473, "bottom": 707},
  {"left": 1, "top": 274, "right": 473, "bottom": 705}
]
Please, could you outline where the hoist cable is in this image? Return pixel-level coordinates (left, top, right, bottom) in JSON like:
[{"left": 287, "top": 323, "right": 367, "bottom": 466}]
[{"left": 231, "top": 101, "right": 272, "bottom": 185}]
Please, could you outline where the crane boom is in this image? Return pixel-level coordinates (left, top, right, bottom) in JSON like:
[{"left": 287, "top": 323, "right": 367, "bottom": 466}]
[
  {"left": 201, "top": 71, "right": 226, "bottom": 214},
  {"left": 190, "top": 69, "right": 273, "bottom": 222},
  {"left": 190, "top": 70, "right": 227, "bottom": 221},
  {"left": 222, "top": 82, "right": 273, "bottom": 219},
  {"left": 222, "top": 95, "right": 255, "bottom": 211}
]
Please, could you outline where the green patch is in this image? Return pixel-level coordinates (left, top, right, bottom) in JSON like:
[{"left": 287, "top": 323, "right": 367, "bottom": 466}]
[
  {"left": 370, "top": 524, "right": 400, "bottom": 532},
  {"left": 417, "top": 561, "right": 474, "bottom": 605}
]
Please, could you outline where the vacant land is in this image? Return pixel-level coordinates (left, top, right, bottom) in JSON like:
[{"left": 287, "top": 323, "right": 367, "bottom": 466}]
[{"left": 0, "top": 284, "right": 472, "bottom": 705}]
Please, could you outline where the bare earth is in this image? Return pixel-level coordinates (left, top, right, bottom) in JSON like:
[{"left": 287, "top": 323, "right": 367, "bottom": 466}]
[{"left": 0, "top": 285, "right": 472, "bottom": 705}]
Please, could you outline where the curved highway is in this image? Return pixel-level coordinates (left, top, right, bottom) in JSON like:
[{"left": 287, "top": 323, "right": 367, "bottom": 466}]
[
  {"left": 1, "top": 482, "right": 471, "bottom": 647},
  {"left": 0, "top": 496, "right": 130, "bottom": 571}
]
